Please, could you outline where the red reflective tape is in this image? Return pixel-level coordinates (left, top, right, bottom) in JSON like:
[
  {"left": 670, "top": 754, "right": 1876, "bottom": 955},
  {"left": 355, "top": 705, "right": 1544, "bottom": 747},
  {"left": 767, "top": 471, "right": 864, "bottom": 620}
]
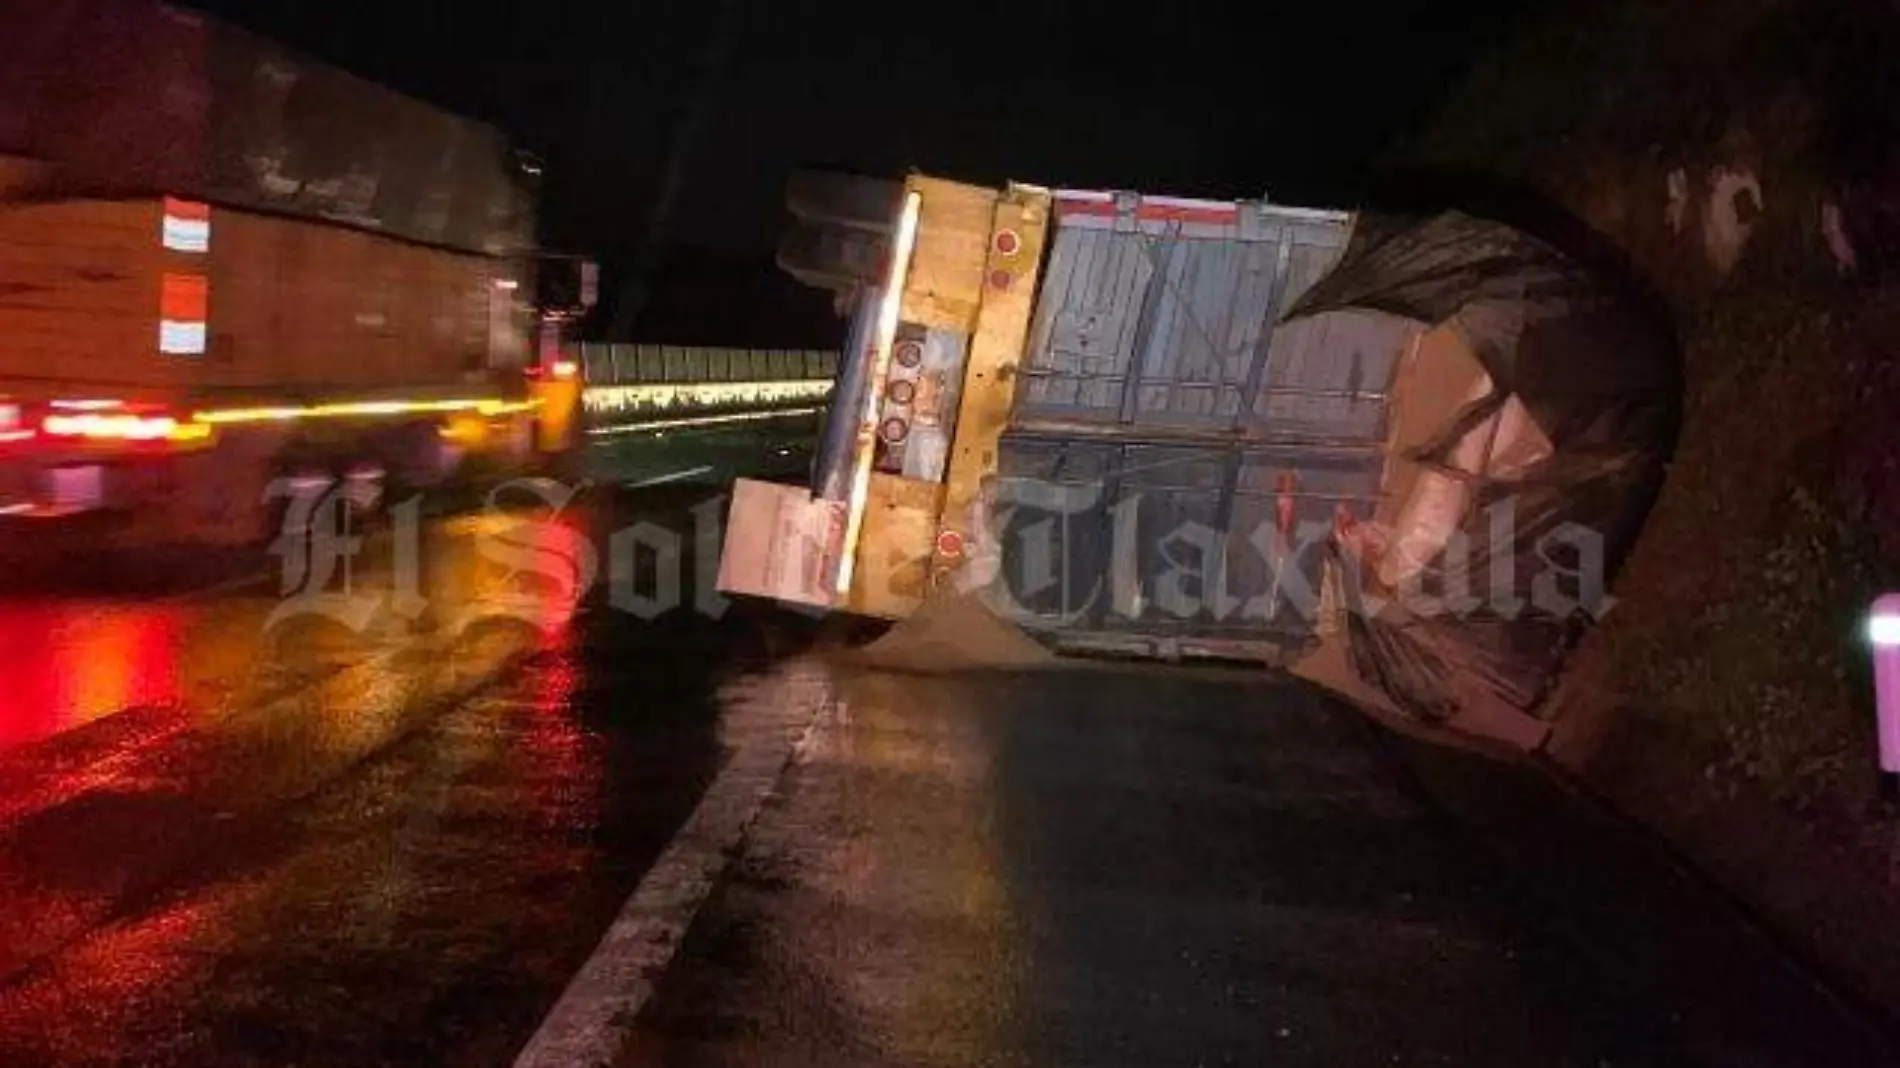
[
  {"left": 1055, "top": 196, "right": 1237, "bottom": 226},
  {"left": 1139, "top": 203, "right": 1236, "bottom": 225},
  {"left": 160, "top": 272, "right": 208, "bottom": 321},
  {"left": 162, "top": 196, "right": 210, "bottom": 222},
  {"left": 936, "top": 529, "right": 966, "bottom": 559},
  {"left": 1055, "top": 197, "right": 1118, "bottom": 218}
]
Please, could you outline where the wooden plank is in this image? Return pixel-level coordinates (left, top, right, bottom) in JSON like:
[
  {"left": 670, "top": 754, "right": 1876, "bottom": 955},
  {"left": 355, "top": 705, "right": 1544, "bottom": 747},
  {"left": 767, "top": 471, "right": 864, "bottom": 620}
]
[
  {"left": 934, "top": 184, "right": 1054, "bottom": 586},
  {"left": 0, "top": 282, "right": 154, "bottom": 315},
  {"left": 206, "top": 208, "right": 495, "bottom": 392},
  {"left": 200, "top": 207, "right": 280, "bottom": 388},
  {"left": 0, "top": 196, "right": 498, "bottom": 399},
  {"left": 0, "top": 241, "right": 166, "bottom": 273},
  {"left": 0, "top": 311, "right": 181, "bottom": 394},
  {"left": 0, "top": 198, "right": 164, "bottom": 391},
  {"left": 0, "top": 301, "right": 155, "bottom": 328},
  {"left": 901, "top": 176, "right": 997, "bottom": 332},
  {"left": 0, "top": 200, "right": 156, "bottom": 243}
]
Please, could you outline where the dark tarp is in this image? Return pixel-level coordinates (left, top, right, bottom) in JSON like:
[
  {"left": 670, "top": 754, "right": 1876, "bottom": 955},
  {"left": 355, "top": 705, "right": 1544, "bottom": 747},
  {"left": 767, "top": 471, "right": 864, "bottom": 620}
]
[
  {"left": 1283, "top": 211, "right": 1681, "bottom": 721},
  {"left": 0, "top": 0, "right": 532, "bottom": 257}
]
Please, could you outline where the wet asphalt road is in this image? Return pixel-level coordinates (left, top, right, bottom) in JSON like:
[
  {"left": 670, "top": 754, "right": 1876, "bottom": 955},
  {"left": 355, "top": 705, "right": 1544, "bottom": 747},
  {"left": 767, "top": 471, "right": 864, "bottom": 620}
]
[
  {"left": 0, "top": 426, "right": 1895, "bottom": 1066},
  {"left": 623, "top": 666, "right": 1900, "bottom": 1068},
  {"left": 583, "top": 415, "right": 822, "bottom": 490},
  {"left": 0, "top": 437, "right": 826, "bottom": 1066}
]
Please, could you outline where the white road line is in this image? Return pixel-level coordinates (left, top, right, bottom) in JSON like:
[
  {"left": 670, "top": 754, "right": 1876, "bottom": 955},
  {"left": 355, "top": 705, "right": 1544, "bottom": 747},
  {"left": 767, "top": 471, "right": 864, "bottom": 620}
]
[
  {"left": 512, "top": 662, "right": 835, "bottom": 1068},
  {"left": 623, "top": 465, "right": 715, "bottom": 490}
]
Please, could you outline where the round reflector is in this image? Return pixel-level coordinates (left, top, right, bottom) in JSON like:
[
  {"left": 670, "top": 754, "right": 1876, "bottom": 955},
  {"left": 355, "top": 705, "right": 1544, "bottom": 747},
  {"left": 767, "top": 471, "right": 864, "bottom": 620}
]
[{"left": 936, "top": 529, "right": 966, "bottom": 558}]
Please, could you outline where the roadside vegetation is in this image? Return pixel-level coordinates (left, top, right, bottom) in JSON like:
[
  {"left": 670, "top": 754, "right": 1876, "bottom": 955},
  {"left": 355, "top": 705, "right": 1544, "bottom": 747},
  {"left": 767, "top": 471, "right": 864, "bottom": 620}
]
[{"left": 1394, "top": 0, "right": 1900, "bottom": 859}]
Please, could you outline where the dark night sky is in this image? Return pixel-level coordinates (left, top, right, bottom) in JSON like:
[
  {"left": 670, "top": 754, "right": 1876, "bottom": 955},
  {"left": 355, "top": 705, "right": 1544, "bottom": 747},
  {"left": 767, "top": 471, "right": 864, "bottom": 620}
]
[{"left": 180, "top": 0, "right": 1532, "bottom": 340}]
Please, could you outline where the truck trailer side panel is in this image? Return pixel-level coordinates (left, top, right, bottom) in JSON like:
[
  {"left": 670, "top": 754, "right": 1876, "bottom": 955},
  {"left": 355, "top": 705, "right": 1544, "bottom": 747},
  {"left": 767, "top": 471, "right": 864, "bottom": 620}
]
[
  {"left": 0, "top": 195, "right": 522, "bottom": 401},
  {"left": 994, "top": 194, "right": 1408, "bottom": 657},
  {"left": 0, "top": 198, "right": 175, "bottom": 396},
  {"left": 206, "top": 210, "right": 518, "bottom": 395}
]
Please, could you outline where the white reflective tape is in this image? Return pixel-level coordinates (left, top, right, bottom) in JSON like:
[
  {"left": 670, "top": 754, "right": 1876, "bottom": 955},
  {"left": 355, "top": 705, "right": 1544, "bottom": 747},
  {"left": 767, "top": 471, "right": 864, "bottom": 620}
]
[
  {"left": 624, "top": 465, "right": 714, "bottom": 489},
  {"left": 1871, "top": 615, "right": 1900, "bottom": 647},
  {"left": 1143, "top": 193, "right": 1236, "bottom": 212},
  {"left": 159, "top": 320, "right": 207, "bottom": 355},
  {"left": 162, "top": 216, "right": 210, "bottom": 253}
]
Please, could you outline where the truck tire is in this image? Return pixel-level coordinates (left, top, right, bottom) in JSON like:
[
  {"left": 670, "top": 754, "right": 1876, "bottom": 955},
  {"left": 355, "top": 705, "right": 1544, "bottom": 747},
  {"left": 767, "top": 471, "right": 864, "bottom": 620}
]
[{"left": 172, "top": 429, "right": 285, "bottom": 547}]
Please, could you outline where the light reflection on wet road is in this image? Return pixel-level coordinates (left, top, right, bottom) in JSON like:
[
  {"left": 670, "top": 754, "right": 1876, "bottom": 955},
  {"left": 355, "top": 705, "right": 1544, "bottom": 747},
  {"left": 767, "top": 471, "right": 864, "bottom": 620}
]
[
  {"left": 0, "top": 601, "right": 194, "bottom": 751},
  {"left": 0, "top": 480, "right": 822, "bottom": 1067},
  {"left": 0, "top": 431, "right": 1892, "bottom": 1067}
]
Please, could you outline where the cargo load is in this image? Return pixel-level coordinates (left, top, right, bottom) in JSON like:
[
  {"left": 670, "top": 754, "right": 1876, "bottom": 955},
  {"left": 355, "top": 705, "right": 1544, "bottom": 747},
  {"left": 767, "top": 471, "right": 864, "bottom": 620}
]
[{"left": 1279, "top": 211, "right": 1679, "bottom": 730}]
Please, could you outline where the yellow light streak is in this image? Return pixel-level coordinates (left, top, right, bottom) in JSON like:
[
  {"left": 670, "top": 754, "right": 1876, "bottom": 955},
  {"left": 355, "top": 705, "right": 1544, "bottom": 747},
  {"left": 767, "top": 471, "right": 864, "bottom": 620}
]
[
  {"left": 835, "top": 190, "right": 922, "bottom": 596},
  {"left": 192, "top": 396, "right": 541, "bottom": 425},
  {"left": 586, "top": 406, "right": 826, "bottom": 436},
  {"left": 579, "top": 379, "right": 833, "bottom": 417}
]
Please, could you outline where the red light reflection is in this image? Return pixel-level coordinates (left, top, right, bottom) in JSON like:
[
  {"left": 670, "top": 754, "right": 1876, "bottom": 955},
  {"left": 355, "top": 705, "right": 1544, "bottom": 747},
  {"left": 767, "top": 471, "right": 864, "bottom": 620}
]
[{"left": 0, "top": 602, "right": 188, "bottom": 751}]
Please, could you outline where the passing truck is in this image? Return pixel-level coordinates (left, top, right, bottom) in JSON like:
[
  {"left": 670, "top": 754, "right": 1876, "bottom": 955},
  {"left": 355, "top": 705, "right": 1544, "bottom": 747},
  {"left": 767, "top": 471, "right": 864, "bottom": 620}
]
[{"left": 0, "top": 0, "right": 589, "bottom": 550}]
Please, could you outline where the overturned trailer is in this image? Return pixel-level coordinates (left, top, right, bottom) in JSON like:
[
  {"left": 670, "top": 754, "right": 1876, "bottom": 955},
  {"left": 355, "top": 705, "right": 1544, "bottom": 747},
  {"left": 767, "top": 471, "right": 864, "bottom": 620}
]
[{"left": 721, "top": 174, "right": 1680, "bottom": 736}]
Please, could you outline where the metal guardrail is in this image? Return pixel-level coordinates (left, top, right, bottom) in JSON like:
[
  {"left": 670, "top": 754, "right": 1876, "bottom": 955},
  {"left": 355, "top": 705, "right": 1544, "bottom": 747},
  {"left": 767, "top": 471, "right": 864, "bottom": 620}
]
[
  {"left": 571, "top": 344, "right": 839, "bottom": 436},
  {"left": 566, "top": 344, "right": 839, "bottom": 386},
  {"left": 581, "top": 379, "right": 834, "bottom": 420}
]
